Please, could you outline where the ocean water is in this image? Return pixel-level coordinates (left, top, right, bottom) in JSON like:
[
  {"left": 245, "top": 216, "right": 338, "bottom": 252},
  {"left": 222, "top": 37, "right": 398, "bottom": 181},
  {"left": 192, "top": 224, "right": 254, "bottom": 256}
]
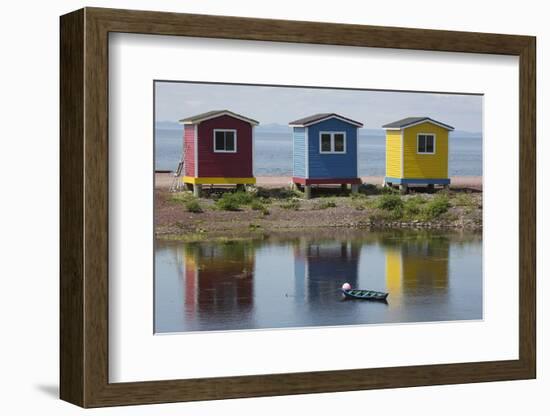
[{"left": 155, "top": 128, "right": 482, "bottom": 176}]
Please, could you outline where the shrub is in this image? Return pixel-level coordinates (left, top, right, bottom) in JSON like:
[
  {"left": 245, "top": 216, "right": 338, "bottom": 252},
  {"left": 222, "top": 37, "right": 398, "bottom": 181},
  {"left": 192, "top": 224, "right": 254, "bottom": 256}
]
[
  {"left": 422, "top": 195, "right": 450, "bottom": 219},
  {"left": 403, "top": 196, "right": 426, "bottom": 217},
  {"left": 185, "top": 199, "right": 203, "bottom": 213},
  {"left": 376, "top": 194, "right": 404, "bottom": 211},
  {"left": 214, "top": 191, "right": 255, "bottom": 211},
  {"left": 381, "top": 186, "right": 399, "bottom": 195},
  {"left": 215, "top": 197, "right": 241, "bottom": 211},
  {"left": 226, "top": 191, "right": 255, "bottom": 205}
]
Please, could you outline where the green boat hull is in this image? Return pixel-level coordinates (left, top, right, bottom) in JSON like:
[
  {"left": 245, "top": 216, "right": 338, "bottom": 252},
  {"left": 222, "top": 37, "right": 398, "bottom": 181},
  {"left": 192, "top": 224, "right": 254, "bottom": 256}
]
[{"left": 342, "top": 289, "right": 388, "bottom": 301}]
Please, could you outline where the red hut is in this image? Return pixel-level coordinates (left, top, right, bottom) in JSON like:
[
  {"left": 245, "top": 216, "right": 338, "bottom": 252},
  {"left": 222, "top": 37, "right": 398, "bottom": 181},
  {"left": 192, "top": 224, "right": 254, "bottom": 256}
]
[{"left": 178, "top": 110, "right": 259, "bottom": 196}]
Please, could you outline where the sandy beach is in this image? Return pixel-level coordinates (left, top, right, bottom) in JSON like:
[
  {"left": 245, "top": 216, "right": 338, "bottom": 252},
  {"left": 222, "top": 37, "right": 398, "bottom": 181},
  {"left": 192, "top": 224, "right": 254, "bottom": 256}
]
[{"left": 155, "top": 173, "right": 482, "bottom": 191}]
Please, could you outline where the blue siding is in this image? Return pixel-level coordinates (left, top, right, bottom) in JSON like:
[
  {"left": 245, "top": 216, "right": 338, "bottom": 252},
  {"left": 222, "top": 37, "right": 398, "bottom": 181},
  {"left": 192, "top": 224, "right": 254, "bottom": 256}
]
[
  {"left": 307, "top": 119, "right": 359, "bottom": 179},
  {"left": 292, "top": 127, "right": 306, "bottom": 178}
]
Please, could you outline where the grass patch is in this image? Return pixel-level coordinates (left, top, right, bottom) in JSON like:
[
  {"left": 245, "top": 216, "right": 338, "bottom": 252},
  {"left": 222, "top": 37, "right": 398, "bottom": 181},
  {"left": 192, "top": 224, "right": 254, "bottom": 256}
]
[
  {"left": 159, "top": 233, "right": 264, "bottom": 244},
  {"left": 314, "top": 199, "right": 337, "bottom": 210},
  {"left": 452, "top": 193, "right": 476, "bottom": 207},
  {"left": 251, "top": 200, "right": 270, "bottom": 216},
  {"left": 169, "top": 192, "right": 193, "bottom": 204},
  {"left": 169, "top": 193, "right": 203, "bottom": 213},
  {"left": 280, "top": 199, "right": 301, "bottom": 210}
]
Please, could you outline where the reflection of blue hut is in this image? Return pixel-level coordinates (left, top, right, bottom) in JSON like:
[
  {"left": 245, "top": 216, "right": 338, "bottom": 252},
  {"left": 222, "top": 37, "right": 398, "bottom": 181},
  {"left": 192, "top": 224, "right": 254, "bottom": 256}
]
[{"left": 294, "top": 241, "right": 360, "bottom": 304}]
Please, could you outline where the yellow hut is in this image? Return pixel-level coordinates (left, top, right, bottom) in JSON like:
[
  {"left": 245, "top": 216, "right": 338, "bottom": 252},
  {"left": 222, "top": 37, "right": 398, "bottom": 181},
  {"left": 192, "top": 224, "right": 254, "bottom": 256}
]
[{"left": 382, "top": 117, "right": 454, "bottom": 192}]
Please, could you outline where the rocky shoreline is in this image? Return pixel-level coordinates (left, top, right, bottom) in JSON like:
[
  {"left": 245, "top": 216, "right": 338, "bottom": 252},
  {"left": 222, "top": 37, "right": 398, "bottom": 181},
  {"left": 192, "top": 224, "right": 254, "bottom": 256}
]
[{"left": 155, "top": 183, "right": 482, "bottom": 242}]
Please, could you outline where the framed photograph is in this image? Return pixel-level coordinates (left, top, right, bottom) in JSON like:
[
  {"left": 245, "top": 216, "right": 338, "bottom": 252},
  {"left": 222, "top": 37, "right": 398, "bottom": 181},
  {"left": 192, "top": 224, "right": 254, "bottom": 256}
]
[{"left": 60, "top": 7, "right": 536, "bottom": 408}]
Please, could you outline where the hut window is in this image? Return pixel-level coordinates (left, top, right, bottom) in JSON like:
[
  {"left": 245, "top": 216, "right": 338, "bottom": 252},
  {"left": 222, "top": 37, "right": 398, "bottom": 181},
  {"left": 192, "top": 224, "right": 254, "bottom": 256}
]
[
  {"left": 319, "top": 132, "right": 346, "bottom": 154},
  {"left": 213, "top": 129, "right": 237, "bottom": 153},
  {"left": 417, "top": 134, "right": 435, "bottom": 154}
]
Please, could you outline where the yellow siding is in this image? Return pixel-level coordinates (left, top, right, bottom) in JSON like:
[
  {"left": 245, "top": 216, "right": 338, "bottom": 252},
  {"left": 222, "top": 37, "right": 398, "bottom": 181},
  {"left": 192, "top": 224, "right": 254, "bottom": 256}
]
[
  {"left": 403, "top": 122, "right": 449, "bottom": 179},
  {"left": 385, "top": 130, "right": 402, "bottom": 178}
]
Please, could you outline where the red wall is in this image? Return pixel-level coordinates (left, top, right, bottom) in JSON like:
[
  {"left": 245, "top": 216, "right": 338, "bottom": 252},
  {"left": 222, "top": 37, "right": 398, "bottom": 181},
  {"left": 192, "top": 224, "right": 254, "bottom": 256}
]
[
  {"left": 196, "top": 115, "right": 253, "bottom": 178},
  {"left": 183, "top": 125, "right": 195, "bottom": 177}
]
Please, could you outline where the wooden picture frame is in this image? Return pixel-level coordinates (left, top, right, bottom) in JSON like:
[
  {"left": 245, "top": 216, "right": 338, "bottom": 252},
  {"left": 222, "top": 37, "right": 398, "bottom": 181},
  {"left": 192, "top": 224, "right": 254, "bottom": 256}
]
[{"left": 60, "top": 7, "right": 536, "bottom": 408}]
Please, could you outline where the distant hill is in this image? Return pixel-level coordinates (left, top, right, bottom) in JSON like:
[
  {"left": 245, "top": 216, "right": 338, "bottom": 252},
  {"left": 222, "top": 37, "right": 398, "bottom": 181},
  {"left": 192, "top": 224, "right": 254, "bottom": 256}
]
[
  {"left": 156, "top": 121, "right": 183, "bottom": 130},
  {"left": 155, "top": 121, "right": 480, "bottom": 138}
]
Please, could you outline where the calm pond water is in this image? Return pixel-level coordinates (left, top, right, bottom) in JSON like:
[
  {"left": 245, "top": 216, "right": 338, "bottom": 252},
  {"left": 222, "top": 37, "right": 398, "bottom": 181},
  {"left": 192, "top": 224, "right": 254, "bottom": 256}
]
[{"left": 155, "top": 230, "right": 482, "bottom": 333}]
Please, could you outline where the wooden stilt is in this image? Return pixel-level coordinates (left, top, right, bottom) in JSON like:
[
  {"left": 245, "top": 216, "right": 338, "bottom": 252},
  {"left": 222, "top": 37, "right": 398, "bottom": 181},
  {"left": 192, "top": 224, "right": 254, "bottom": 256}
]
[
  {"left": 193, "top": 184, "right": 202, "bottom": 198},
  {"left": 351, "top": 184, "right": 359, "bottom": 194},
  {"left": 304, "top": 185, "right": 312, "bottom": 199},
  {"left": 399, "top": 184, "right": 408, "bottom": 194}
]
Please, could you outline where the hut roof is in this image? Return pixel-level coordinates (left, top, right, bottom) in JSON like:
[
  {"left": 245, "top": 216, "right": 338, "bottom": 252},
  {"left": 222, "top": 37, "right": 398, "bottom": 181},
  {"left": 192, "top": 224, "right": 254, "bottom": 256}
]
[
  {"left": 179, "top": 110, "right": 259, "bottom": 126},
  {"left": 289, "top": 113, "right": 363, "bottom": 127},
  {"left": 382, "top": 117, "right": 454, "bottom": 131}
]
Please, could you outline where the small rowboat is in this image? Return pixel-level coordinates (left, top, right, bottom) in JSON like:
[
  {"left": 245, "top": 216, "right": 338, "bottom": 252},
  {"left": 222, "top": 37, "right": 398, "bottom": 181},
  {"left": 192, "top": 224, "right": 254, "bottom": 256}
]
[{"left": 342, "top": 289, "right": 388, "bottom": 301}]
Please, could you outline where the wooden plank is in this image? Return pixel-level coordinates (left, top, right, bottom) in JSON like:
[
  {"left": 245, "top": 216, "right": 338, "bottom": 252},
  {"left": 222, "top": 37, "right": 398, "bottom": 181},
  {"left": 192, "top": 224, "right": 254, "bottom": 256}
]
[{"left": 59, "top": 9, "right": 85, "bottom": 407}]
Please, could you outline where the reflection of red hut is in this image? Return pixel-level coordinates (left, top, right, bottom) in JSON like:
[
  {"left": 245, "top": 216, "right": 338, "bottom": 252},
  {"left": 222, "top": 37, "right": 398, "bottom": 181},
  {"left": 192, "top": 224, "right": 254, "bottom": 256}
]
[
  {"left": 294, "top": 241, "right": 360, "bottom": 304},
  {"left": 182, "top": 244, "right": 255, "bottom": 321}
]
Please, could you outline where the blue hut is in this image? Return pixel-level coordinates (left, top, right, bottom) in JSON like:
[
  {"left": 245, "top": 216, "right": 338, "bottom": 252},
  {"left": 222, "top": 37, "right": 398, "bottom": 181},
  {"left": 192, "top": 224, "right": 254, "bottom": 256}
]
[{"left": 288, "top": 113, "right": 364, "bottom": 198}]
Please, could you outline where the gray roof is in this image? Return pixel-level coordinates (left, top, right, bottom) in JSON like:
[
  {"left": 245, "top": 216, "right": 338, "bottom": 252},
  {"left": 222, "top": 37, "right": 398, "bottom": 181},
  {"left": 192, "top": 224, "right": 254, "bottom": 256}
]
[
  {"left": 179, "top": 110, "right": 259, "bottom": 125},
  {"left": 289, "top": 113, "right": 363, "bottom": 127},
  {"left": 382, "top": 117, "right": 454, "bottom": 130}
]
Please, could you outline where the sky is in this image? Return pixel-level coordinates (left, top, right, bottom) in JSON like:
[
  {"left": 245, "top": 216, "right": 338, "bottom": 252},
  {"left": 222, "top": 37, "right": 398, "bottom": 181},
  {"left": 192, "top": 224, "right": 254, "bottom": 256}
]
[{"left": 155, "top": 81, "right": 483, "bottom": 133}]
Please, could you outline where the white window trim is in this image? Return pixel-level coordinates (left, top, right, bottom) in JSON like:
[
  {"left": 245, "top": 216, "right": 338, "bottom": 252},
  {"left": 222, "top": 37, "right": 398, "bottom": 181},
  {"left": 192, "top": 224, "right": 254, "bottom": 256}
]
[
  {"left": 319, "top": 131, "right": 347, "bottom": 154},
  {"left": 213, "top": 129, "right": 238, "bottom": 153},
  {"left": 416, "top": 133, "right": 436, "bottom": 155}
]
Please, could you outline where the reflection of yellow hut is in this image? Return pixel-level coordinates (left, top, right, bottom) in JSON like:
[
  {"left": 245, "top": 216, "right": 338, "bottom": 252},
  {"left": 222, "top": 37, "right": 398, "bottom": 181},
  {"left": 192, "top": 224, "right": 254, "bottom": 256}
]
[
  {"left": 385, "top": 238, "right": 450, "bottom": 295},
  {"left": 385, "top": 248, "right": 403, "bottom": 295}
]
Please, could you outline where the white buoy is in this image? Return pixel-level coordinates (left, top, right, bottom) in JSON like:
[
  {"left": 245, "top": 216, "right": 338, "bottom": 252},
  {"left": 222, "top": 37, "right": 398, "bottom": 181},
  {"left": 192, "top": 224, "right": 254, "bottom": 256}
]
[{"left": 342, "top": 282, "right": 351, "bottom": 291}]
